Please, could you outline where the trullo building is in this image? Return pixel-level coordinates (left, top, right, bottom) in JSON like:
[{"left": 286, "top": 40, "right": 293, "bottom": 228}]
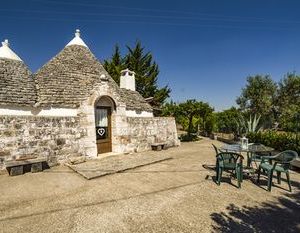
[{"left": 0, "top": 30, "right": 179, "bottom": 169}]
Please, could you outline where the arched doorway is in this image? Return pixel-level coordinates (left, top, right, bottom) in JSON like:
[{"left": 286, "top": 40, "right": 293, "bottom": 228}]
[{"left": 95, "top": 96, "right": 115, "bottom": 154}]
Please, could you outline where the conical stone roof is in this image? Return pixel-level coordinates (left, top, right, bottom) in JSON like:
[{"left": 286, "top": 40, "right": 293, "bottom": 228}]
[
  {"left": 0, "top": 40, "right": 37, "bottom": 107},
  {"left": 0, "top": 31, "right": 153, "bottom": 112},
  {"left": 35, "top": 41, "right": 118, "bottom": 108},
  {"left": 34, "top": 30, "right": 152, "bottom": 111},
  {"left": 119, "top": 88, "right": 153, "bottom": 112}
]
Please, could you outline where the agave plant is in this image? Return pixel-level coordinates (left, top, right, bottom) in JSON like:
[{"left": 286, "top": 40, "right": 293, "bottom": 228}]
[
  {"left": 234, "top": 114, "right": 262, "bottom": 136},
  {"left": 246, "top": 114, "right": 262, "bottom": 133}
]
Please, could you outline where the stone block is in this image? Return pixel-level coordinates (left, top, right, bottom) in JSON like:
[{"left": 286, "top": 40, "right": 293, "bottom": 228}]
[
  {"left": 0, "top": 150, "right": 10, "bottom": 157},
  {"left": 68, "top": 156, "right": 86, "bottom": 165},
  {"left": 31, "top": 162, "right": 43, "bottom": 173},
  {"left": 9, "top": 166, "right": 23, "bottom": 176},
  {"left": 151, "top": 145, "right": 162, "bottom": 151}
]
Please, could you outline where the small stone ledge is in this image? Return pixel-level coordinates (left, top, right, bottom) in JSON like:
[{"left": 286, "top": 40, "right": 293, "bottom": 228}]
[
  {"left": 151, "top": 142, "right": 168, "bottom": 151},
  {"left": 5, "top": 157, "right": 47, "bottom": 176}
]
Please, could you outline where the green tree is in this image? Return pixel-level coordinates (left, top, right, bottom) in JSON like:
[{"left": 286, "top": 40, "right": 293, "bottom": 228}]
[
  {"left": 215, "top": 107, "right": 243, "bottom": 134},
  {"left": 236, "top": 75, "right": 277, "bottom": 128},
  {"left": 161, "top": 100, "right": 177, "bottom": 117},
  {"left": 103, "top": 45, "right": 125, "bottom": 85},
  {"left": 197, "top": 102, "right": 215, "bottom": 135},
  {"left": 203, "top": 113, "right": 216, "bottom": 136},
  {"left": 176, "top": 99, "right": 214, "bottom": 136},
  {"left": 277, "top": 73, "right": 300, "bottom": 132},
  {"left": 104, "top": 41, "right": 171, "bottom": 110}
]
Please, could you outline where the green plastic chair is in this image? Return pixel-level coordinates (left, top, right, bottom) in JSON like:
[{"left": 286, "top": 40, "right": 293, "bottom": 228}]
[
  {"left": 257, "top": 150, "right": 298, "bottom": 192},
  {"left": 212, "top": 144, "right": 224, "bottom": 178},
  {"left": 246, "top": 143, "right": 273, "bottom": 168},
  {"left": 212, "top": 144, "right": 223, "bottom": 155},
  {"left": 216, "top": 152, "right": 244, "bottom": 188},
  {"left": 247, "top": 143, "right": 262, "bottom": 167}
]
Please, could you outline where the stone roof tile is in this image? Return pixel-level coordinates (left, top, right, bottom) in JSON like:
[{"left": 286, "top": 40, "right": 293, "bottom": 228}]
[
  {"left": 0, "top": 39, "right": 153, "bottom": 112},
  {"left": 34, "top": 45, "right": 113, "bottom": 107},
  {"left": 0, "top": 58, "right": 37, "bottom": 106},
  {"left": 119, "top": 88, "right": 153, "bottom": 112}
]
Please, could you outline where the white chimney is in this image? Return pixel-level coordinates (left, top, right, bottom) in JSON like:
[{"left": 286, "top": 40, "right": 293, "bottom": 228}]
[{"left": 120, "top": 68, "right": 136, "bottom": 91}]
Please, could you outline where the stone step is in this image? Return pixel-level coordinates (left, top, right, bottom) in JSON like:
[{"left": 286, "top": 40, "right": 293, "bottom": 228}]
[{"left": 67, "top": 153, "right": 172, "bottom": 180}]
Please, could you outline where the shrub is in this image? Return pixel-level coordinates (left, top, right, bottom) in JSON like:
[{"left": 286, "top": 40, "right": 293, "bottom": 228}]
[
  {"left": 179, "top": 133, "right": 200, "bottom": 142},
  {"left": 247, "top": 131, "right": 300, "bottom": 154}
]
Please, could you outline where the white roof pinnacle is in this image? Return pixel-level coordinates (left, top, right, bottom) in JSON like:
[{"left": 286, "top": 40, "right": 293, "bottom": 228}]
[
  {"left": 0, "top": 39, "right": 22, "bottom": 61},
  {"left": 66, "top": 29, "right": 88, "bottom": 48}
]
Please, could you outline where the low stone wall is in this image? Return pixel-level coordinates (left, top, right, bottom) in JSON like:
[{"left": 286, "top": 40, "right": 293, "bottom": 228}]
[
  {"left": 114, "top": 117, "right": 180, "bottom": 153},
  {"left": 0, "top": 116, "right": 87, "bottom": 170},
  {"left": 0, "top": 115, "right": 179, "bottom": 170}
]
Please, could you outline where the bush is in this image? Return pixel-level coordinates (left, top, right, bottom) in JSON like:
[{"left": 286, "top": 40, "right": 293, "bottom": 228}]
[
  {"left": 179, "top": 133, "right": 200, "bottom": 142},
  {"left": 247, "top": 131, "right": 300, "bottom": 155}
]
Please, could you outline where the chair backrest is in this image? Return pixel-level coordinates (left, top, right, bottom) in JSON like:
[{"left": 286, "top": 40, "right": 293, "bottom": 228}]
[
  {"left": 248, "top": 143, "right": 262, "bottom": 146},
  {"left": 212, "top": 144, "right": 219, "bottom": 155},
  {"left": 248, "top": 143, "right": 263, "bottom": 151},
  {"left": 275, "top": 150, "right": 298, "bottom": 164},
  {"left": 217, "top": 152, "right": 243, "bottom": 166}
]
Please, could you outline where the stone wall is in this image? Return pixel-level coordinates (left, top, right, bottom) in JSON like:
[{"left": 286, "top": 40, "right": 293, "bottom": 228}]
[
  {"left": 114, "top": 117, "right": 180, "bottom": 153},
  {"left": 0, "top": 116, "right": 86, "bottom": 170},
  {"left": 0, "top": 115, "right": 179, "bottom": 170}
]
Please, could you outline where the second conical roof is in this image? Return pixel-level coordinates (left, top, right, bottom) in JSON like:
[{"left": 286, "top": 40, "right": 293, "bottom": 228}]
[
  {"left": 0, "top": 40, "right": 37, "bottom": 106},
  {"left": 35, "top": 31, "right": 118, "bottom": 107}
]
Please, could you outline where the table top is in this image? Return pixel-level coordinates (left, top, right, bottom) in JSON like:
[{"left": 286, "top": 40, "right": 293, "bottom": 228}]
[{"left": 221, "top": 143, "right": 274, "bottom": 153}]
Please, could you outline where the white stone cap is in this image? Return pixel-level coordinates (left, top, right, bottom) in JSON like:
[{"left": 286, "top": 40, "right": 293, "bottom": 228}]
[
  {"left": 121, "top": 68, "right": 136, "bottom": 76},
  {"left": 66, "top": 29, "right": 88, "bottom": 48},
  {"left": 0, "top": 39, "right": 22, "bottom": 61}
]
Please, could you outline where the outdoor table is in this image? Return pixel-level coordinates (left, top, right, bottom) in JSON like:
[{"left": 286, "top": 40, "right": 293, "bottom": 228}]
[
  {"left": 221, "top": 143, "right": 274, "bottom": 154},
  {"left": 220, "top": 143, "right": 275, "bottom": 175}
]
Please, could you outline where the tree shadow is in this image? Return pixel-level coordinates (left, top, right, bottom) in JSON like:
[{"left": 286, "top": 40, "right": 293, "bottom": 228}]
[
  {"left": 211, "top": 190, "right": 300, "bottom": 233},
  {"left": 253, "top": 173, "right": 300, "bottom": 192}
]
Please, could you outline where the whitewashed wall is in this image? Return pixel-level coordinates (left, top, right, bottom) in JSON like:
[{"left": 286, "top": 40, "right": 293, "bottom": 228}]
[
  {"left": 0, "top": 106, "right": 77, "bottom": 116},
  {"left": 125, "top": 110, "right": 153, "bottom": 117}
]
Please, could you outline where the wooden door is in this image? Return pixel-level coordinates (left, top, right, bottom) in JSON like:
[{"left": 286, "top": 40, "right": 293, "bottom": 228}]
[{"left": 95, "top": 107, "right": 112, "bottom": 154}]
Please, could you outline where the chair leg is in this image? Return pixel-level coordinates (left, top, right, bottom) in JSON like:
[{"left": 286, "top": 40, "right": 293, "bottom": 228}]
[
  {"left": 240, "top": 166, "right": 243, "bottom": 183},
  {"left": 257, "top": 167, "right": 261, "bottom": 183},
  {"left": 247, "top": 152, "right": 250, "bottom": 167},
  {"left": 236, "top": 168, "right": 241, "bottom": 188},
  {"left": 267, "top": 170, "right": 273, "bottom": 192},
  {"left": 217, "top": 168, "right": 222, "bottom": 185},
  {"left": 277, "top": 171, "right": 281, "bottom": 184},
  {"left": 286, "top": 172, "right": 292, "bottom": 192},
  {"left": 219, "top": 169, "right": 223, "bottom": 185},
  {"left": 216, "top": 162, "right": 219, "bottom": 180}
]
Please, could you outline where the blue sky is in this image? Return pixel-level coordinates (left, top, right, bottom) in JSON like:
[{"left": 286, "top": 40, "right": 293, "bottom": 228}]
[{"left": 1, "top": 0, "right": 300, "bottom": 111}]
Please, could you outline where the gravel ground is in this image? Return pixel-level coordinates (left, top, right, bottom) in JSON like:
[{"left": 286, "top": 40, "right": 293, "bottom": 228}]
[
  {"left": 68, "top": 152, "right": 172, "bottom": 179},
  {"left": 0, "top": 138, "right": 299, "bottom": 233}
]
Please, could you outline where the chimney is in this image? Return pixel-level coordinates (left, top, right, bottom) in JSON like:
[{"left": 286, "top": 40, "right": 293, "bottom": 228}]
[{"left": 120, "top": 68, "right": 136, "bottom": 91}]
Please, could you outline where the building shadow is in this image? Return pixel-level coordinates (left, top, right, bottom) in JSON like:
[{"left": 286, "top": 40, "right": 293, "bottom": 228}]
[{"left": 210, "top": 189, "right": 300, "bottom": 233}]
